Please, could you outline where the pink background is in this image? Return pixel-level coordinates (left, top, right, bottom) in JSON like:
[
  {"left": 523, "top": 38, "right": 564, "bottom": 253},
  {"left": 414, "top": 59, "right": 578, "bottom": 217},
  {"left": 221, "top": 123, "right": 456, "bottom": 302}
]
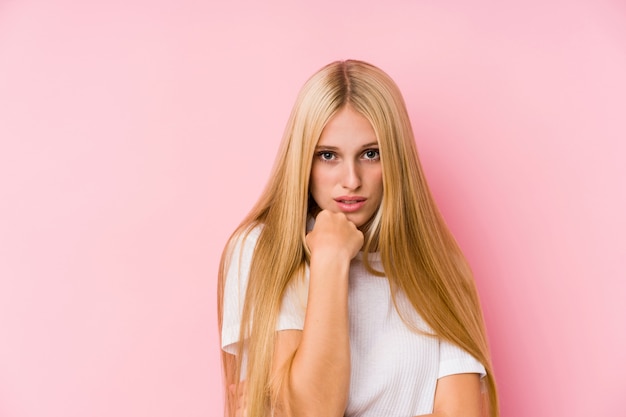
[{"left": 1, "top": 1, "right": 625, "bottom": 416}]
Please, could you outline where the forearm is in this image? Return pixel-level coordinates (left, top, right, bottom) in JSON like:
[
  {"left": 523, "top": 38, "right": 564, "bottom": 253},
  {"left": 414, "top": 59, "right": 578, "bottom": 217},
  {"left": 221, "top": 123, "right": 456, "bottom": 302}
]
[{"left": 285, "top": 255, "right": 351, "bottom": 417}]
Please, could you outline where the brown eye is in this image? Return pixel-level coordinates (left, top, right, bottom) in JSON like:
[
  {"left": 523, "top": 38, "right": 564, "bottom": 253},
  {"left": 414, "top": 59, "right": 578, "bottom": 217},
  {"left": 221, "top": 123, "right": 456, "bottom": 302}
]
[
  {"left": 363, "top": 149, "right": 380, "bottom": 160},
  {"left": 318, "top": 151, "right": 336, "bottom": 161}
]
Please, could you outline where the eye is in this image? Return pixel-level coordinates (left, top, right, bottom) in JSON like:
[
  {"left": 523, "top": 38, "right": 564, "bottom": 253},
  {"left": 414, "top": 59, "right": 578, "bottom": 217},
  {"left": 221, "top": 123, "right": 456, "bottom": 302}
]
[
  {"left": 362, "top": 149, "right": 380, "bottom": 161},
  {"left": 317, "top": 151, "right": 336, "bottom": 161}
]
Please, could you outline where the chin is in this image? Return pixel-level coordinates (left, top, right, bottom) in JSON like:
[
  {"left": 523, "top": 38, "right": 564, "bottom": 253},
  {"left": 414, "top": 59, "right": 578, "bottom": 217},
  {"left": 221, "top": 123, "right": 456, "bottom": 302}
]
[{"left": 348, "top": 214, "right": 369, "bottom": 228}]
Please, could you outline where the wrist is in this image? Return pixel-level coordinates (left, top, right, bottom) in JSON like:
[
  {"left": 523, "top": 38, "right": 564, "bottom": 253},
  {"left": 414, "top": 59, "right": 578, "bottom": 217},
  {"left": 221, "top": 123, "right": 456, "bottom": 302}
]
[{"left": 310, "top": 247, "right": 355, "bottom": 264}]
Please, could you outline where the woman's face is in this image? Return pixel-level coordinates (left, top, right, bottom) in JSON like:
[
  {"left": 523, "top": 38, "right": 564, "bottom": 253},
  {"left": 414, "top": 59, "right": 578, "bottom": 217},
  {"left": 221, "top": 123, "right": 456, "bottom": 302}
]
[{"left": 309, "top": 105, "right": 383, "bottom": 228}]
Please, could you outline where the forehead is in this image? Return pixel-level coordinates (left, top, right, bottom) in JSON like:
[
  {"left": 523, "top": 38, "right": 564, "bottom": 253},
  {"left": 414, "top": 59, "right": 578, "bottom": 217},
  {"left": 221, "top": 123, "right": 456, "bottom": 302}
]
[{"left": 316, "top": 106, "right": 378, "bottom": 147}]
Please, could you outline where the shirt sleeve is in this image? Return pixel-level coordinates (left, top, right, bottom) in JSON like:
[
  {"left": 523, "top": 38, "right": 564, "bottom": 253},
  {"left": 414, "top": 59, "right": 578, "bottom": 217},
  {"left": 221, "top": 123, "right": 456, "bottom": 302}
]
[
  {"left": 276, "top": 268, "right": 308, "bottom": 331},
  {"left": 221, "top": 227, "right": 261, "bottom": 355},
  {"left": 437, "top": 338, "right": 487, "bottom": 379},
  {"left": 221, "top": 226, "right": 308, "bottom": 355}
]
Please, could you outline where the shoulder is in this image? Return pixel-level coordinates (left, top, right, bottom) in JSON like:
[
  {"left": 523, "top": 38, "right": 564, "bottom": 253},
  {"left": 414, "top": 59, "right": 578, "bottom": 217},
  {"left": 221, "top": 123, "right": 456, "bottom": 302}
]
[
  {"left": 220, "top": 224, "right": 265, "bottom": 283},
  {"left": 221, "top": 224, "right": 265, "bottom": 304},
  {"left": 233, "top": 223, "right": 264, "bottom": 245},
  {"left": 226, "top": 224, "right": 264, "bottom": 261}
]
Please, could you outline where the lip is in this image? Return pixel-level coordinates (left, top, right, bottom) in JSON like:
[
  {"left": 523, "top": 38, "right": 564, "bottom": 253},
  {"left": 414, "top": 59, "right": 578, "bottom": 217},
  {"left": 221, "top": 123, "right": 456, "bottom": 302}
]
[{"left": 334, "top": 196, "right": 367, "bottom": 213}]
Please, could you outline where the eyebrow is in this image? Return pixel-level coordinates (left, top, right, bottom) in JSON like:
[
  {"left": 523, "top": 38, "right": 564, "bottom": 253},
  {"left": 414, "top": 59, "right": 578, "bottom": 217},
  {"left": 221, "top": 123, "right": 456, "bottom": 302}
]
[{"left": 314, "top": 142, "right": 379, "bottom": 150}]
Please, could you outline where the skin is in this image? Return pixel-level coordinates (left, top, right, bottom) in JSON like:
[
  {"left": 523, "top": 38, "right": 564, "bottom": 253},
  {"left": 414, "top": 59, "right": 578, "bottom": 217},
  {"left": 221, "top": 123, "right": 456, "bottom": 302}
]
[{"left": 236, "top": 104, "right": 482, "bottom": 416}]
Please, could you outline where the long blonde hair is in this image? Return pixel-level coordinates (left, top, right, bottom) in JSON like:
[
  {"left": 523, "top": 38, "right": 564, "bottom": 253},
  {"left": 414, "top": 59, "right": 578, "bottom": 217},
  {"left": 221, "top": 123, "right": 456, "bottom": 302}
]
[{"left": 218, "top": 60, "right": 499, "bottom": 417}]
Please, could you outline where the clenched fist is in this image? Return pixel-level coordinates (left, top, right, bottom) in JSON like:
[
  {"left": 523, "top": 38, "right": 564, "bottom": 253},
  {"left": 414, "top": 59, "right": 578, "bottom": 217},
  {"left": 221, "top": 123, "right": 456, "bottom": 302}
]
[{"left": 305, "top": 210, "right": 364, "bottom": 261}]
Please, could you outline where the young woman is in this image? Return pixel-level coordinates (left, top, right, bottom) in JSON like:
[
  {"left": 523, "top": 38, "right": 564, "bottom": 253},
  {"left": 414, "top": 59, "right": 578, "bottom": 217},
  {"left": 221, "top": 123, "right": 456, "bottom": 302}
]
[{"left": 217, "top": 60, "right": 498, "bottom": 417}]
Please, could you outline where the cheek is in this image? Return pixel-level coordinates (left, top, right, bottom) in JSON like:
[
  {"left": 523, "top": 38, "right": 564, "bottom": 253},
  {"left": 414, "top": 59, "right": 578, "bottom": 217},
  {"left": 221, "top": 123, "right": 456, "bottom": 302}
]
[
  {"left": 309, "top": 166, "right": 327, "bottom": 199},
  {"left": 372, "top": 172, "right": 384, "bottom": 207},
  {"left": 309, "top": 167, "right": 320, "bottom": 193},
  {"left": 371, "top": 169, "right": 383, "bottom": 194},
  {"left": 310, "top": 165, "right": 332, "bottom": 190}
]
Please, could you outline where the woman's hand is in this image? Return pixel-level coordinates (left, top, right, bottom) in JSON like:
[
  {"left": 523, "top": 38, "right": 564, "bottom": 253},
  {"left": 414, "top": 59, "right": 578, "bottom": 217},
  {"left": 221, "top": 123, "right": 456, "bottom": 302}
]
[{"left": 306, "top": 210, "right": 363, "bottom": 260}]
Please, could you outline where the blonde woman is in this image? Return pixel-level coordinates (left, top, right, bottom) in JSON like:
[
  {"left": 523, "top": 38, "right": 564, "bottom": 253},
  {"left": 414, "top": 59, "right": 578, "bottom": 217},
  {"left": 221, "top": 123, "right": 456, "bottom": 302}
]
[{"left": 217, "top": 60, "right": 498, "bottom": 417}]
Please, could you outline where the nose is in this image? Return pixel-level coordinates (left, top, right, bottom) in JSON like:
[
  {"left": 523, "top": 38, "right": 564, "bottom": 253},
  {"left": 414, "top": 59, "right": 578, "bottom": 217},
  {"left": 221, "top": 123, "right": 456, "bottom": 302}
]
[{"left": 341, "top": 161, "right": 361, "bottom": 190}]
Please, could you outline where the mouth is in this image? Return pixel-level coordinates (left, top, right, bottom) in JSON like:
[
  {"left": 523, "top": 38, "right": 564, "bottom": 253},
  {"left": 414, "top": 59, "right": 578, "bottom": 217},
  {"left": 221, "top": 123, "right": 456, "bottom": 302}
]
[
  {"left": 334, "top": 197, "right": 366, "bottom": 204},
  {"left": 334, "top": 197, "right": 367, "bottom": 212},
  {"left": 335, "top": 200, "right": 365, "bottom": 204}
]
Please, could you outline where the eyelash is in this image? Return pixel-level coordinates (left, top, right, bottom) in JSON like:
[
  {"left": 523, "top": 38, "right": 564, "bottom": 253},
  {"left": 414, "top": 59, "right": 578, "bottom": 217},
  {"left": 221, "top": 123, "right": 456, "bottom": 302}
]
[
  {"left": 318, "top": 151, "right": 336, "bottom": 161},
  {"left": 363, "top": 149, "right": 380, "bottom": 160},
  {"left": 316, "top": 149, "right": 380, "bottom": 162}
]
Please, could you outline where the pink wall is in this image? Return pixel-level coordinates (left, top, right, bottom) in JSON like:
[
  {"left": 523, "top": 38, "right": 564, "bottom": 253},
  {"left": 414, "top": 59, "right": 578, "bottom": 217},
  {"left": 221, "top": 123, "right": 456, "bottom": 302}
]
[{"left": 1, "top": 1, "right": 625, "bottom": 416}]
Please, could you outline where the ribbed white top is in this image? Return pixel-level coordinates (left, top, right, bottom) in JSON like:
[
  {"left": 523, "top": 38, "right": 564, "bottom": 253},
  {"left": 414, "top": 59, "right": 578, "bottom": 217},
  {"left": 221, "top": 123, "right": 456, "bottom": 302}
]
[{"left": 222, "top": 226, "right": 485, "bottom": 416}]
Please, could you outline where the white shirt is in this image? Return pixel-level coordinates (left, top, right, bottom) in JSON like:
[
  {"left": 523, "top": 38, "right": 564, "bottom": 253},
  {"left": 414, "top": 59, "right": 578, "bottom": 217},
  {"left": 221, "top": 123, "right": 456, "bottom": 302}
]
[{"left": 221, "top": 225, "right": 485, "bottom": 416}]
